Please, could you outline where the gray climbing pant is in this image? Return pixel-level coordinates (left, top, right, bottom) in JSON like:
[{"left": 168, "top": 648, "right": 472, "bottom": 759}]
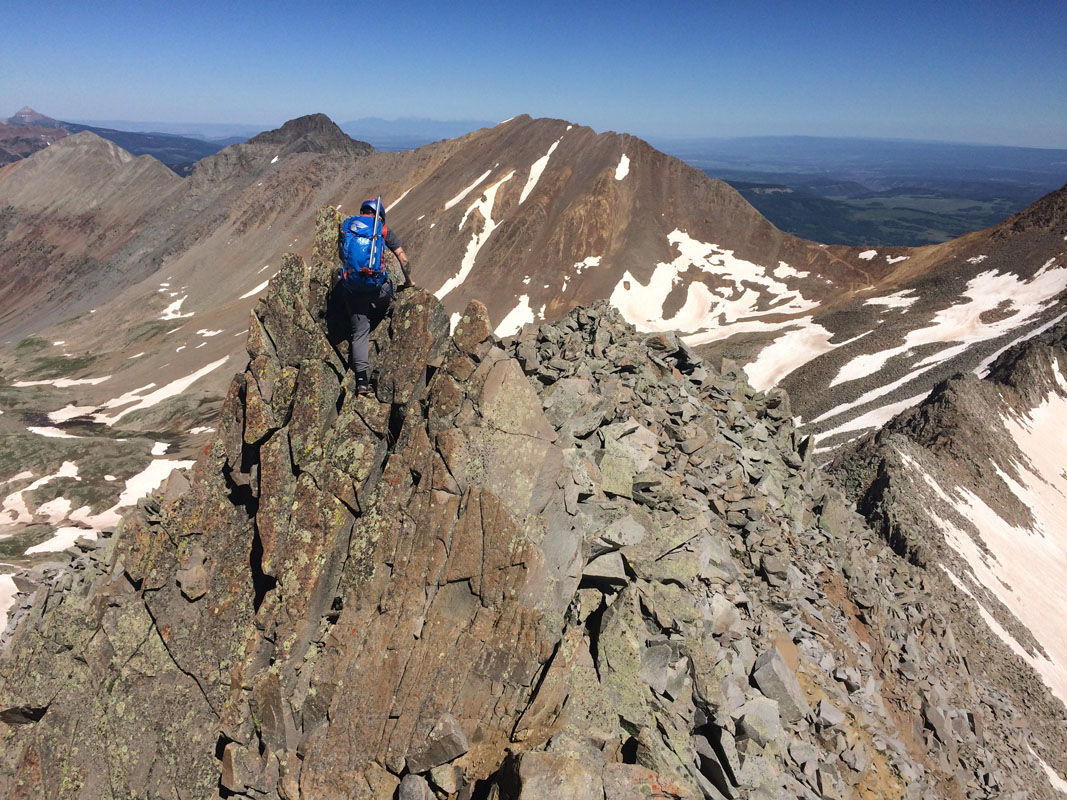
[{"left": 343, "top": 282, "right": 392, "bottom": 373}]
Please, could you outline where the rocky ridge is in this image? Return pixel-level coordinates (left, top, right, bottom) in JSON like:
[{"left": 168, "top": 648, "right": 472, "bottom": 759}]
[
  {"left": 831, "top": 320, "right": 1067, "bottom": 567},
  {"left": 830, "top": 320, "right": 1067, "bottom": 705},
  {"left": 1, "top": 208, "right": 1065, "bottom": 798}
]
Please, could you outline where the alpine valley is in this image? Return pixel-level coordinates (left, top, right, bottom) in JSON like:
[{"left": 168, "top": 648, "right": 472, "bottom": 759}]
[{"left": 0, "top": 113, "right": 1065, "bottom": 799}]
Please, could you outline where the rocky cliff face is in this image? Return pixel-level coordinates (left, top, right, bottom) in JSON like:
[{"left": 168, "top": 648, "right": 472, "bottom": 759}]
[{"left": 2, "top": 208, "right": 1066, "bottom": 799}]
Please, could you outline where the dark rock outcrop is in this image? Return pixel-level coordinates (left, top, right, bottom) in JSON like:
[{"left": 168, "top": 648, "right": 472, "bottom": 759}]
[{"left": 245, "top": 113, "right": 373, "bottom": 160}]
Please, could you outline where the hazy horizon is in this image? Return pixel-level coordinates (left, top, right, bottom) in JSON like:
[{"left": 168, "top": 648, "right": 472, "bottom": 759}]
[
  {"left": 4, "top": 0, "right": 1065, "bottom": 149},
  {"left": 10, "top": 109, "right": 1067, "bottom": 155}
]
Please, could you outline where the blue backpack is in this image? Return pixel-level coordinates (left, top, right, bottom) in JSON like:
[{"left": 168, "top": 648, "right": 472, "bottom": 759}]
[{"left": 339, "top": 214, "right": 389, "bottom": 292}]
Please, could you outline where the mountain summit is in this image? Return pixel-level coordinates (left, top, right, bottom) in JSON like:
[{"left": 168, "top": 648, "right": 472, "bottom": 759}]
[
  {"left": 246, "top": 112, "right": 373, "bottom": 158},
  {"left": 5, "top": 106, "right": 60, "bottom": 127}
]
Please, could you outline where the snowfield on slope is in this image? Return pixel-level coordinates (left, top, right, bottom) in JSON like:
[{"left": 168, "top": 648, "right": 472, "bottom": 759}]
[
  {"left": 436, "top": 171, "right": 515, "bottom": 301},
  {"left": 905, "top": 360, "right": 1067, "bottom": 703},
  {"left": 0, "top": 574, "right": 17, "bottom": 631},
  {"left": 519, "top": 139, "right": 561, "bottom": 204},
  {"left": 609, "top": 229, "right": 820, "bottom": 335},
  {"left": 44, "top": 358, "right": 229, "bottom": 426},
  {"left": 831, "top": 265, "right": 1067, "bottom": 387}
]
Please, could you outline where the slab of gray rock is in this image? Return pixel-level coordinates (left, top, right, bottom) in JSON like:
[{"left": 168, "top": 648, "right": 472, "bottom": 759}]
[
  {"left": 816, "top": 699, "right": 846, "bottom": 729},
  {"left": 502, "top": 751, "right": 604, "bottom": 800},
  {"left": 406, "top": 713, "right": 469, "bottom": 774},
  {"left": 399, "top": 773, "right": 435, "bottom": 800},
  {"left": 752, "top": 648, "right": 811, "bottom": 723},
  {"left": 599, "top": 453, "right": 635, "bottom": 498},
  {"left": 736, "top": 696, "right": 784, "bottom": 747}
]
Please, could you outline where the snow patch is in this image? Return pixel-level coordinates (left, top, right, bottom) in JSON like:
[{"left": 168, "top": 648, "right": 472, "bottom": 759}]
[
  {"left": 494, "top": 295, "right": 535, "bottom": 337},
  {"left": 1030, "top": 746, "right": 1067, "bottom": 795},
  {"left": 435, "top": 171, "right": 516, "bottom": 300},
  {"left": 151, "top": 442, "right": 170, "bottom": 456},
  {"left": 240, "top": 280, "right": 270, "bottom": 299},
  {"left": 966, "top": 255, "right": 988, "bottom": 265},
  {"left": 26, "top": 426, "right": 80, "bottom": 439},
  {"left": 863, "top": 290, "right": 918, "bottom": 310},
  {"left": 197, "top": 329, "right": 224, "bottom": 337},
  {"left": 160, "top": 295, "right": 193, "bottom": 320},
  {"left": 92, "top": 358, "right": 229, "bottom": 425},
  {"left": 772, "top": 262, "right": 809, "bottom": 279},
  {"left": 444, "top": 169, "right": 492, "bottom": 211},
  {"left": 35, "top": 496, "right": 72, "bottom": 524},
  {"left": 975, "top": 311, "right": 1067, "bottom": 377},
  {"left": 817, "top": 392, "right": 929, "bottom": 443},
  {"left": 574, "top": 256, "right": 602, "bottom": 274},
  {"left": 0, "top": 462, "right": 80, "bottom": 526},
  {"left": 271, "top": 155, "right": 279, "bottom": 164},
  {"left": 117, "top": 460, "right": 191, "bottom": 508},
  {"left": 188, "top": 426, "right": 215, "bottom": 435},
  {"left": 858, "top": 250, "right": 878, "bottom": 261},
  {"left": 46, "top": 407, "right": 92, "bottom": 426},
  {"left": 69, "top": 458, "right": 194, "bottom": 532},
  {"left": 615, "top": 154, "right": 630, "bottom": 180},
  {"left": 742, "top": 321, "right": 839, "bottom": 391},
  {"left": 810, "top": 363, "right": 938, "bottom": 427},
  {"left": 0, "top": 574, "right": 19, "bottom": 631},
  {"left": 13, "top": 376, "right": 110, "bottom": 389},
  {"left": 25, "top": 527, "right": 97, "bottom": 555},
  {"left": 519, "top": 139, "right": 561, "bottom": 204},
  {"left": 905, "top": 381, "right": 1067, "bottom": 705},
  {"left": 610, "top": 229, "right": 819, "bottom": 336},
  {"left": 885, "top": 255, "right": 910, "bottom": 265}
]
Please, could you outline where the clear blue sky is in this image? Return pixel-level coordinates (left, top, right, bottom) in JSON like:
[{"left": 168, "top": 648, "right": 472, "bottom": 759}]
[{"left": 3, "top": 0, "right": 1065, "bottom": 147}]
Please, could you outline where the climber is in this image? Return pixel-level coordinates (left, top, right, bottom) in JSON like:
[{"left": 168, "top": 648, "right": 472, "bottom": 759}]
[{"left": 338, "top": 197, "right": 413, "bottom": 395}]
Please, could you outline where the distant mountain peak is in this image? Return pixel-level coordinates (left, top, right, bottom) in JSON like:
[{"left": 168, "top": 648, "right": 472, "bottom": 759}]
[
  {"left": 247, "top": 113, "right": 372, "bottom": 157},
  {"left": 7, "top": 107, "right": 61, "bottom": 127}
]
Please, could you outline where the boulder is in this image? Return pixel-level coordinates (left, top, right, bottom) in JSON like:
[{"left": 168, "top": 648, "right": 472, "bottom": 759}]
[{"left": 752, "top": 648, "right": 812, "bottom": 723}]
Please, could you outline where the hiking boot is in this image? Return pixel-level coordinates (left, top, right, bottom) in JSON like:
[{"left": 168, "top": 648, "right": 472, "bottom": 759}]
[{"left": 355, "top": 371, "right": 371, "bottom": 396}]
